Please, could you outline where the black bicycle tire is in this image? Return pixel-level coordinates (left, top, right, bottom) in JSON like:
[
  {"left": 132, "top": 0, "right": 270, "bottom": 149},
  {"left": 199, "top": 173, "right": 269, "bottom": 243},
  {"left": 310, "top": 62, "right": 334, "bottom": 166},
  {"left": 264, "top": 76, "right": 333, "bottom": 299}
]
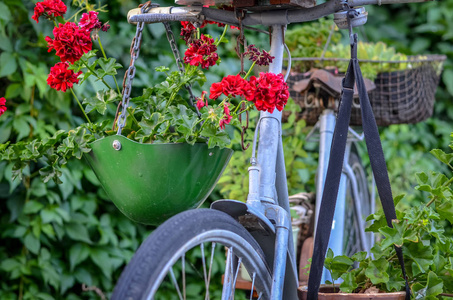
[{"left": 112, "top": 208, "right": 272, "bottom": 300}]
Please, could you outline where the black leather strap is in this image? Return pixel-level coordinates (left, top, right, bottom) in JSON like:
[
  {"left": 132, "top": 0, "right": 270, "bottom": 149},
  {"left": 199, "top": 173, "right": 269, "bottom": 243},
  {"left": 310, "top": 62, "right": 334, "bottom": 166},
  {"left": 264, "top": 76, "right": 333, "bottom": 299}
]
[{"left": 306, "top": 34, "right": 410, "bottom": 300}]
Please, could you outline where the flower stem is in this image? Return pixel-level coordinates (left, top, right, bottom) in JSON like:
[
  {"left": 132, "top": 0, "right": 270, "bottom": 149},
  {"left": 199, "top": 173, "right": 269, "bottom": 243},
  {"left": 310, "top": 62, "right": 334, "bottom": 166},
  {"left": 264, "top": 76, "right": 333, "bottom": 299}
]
[
  {"left": 215, "top": 25, "right": 229, "bottom": 46},
  {"left": 53, "top": 20, "right": 58, "bottom": 27},
  {"left": 70, "top": 88, "right": 93, "bottom": 127},
  {"left": 82, "top": 61, "right": 113, "bottom": 90},
  {"left": 233, "top": 100, "right": 247, "bottom": 115},
  {"left": 97, "top": 37, "right": 121, "bottom": 95},
  {"left": 243, "top": 61, "right": 256, "bottom": 80}
]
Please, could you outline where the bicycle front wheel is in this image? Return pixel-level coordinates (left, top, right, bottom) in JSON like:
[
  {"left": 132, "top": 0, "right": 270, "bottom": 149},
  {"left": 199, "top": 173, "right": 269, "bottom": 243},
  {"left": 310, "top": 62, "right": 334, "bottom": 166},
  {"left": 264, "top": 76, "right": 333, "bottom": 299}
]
[{"left": 112, "top": 209, "right": 272, "bottom": 300}]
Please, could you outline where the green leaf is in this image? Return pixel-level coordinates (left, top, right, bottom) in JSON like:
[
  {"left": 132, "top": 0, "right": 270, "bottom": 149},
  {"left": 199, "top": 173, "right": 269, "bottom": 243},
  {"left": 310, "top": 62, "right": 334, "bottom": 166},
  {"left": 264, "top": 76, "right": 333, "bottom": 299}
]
[
  {"left": 90, "top": 248, "right": 112, "bottom": 279},
  {"left": 351, "top": 251, "right": 367, "bottom": 262},
  {"left": 442, "top": 69, "right": 453, "bottom": 96},
  {"left": 412, "top": 271, "right": 443, "bottom": 299},
  {"left": 393, "top": 194, "right": 405, "bottom": 206},
  {"left": 5, "top": 83, "right": 21, "bottom": 98},
  {"left": 416, "top": 172, "right": 429, "bottom": 185},
  {"left": 97, "top": 57, "right": 122, "bottom": 77},
  {"left": 74, "top": 267, "right": 93, "bottom": 286},
  {"left": 40, "top": 208, "right": 63, "bottom": 225},
  {"left": 0, "top": 2, "right": 11, "bottom": 21},
  {"left": 431, "top": 149, "right": 453, "bottom": 166},
  {"left": 379, "top": 226, "right": 403, "bottom": 248},
  {"left": 201, "top": 123, "right": 231, "bottom": 149},
  {"left": 436, "top": 200, "right": 453, "bottom": 224},
  {"left": 23, "top": 201, "right": 44, "bottom": 214},
  {"left": 403, "top": 242, "right": 434, "bottom": 274},
  {"left": 69, "top": 243, "right": 90, "bottom": 271},
  {"left": 0, "top": 52, "right": 17, "bottom": 77},
  {"left": 330, "top": 256, "right": 354, "bottom": 280},
  {"left": 364, "top": 257, "right": 389, "bottom": 285},
  {"left": 24, "top": 232, "right": 41, "bottom": 254},
  {"left": 65, "top": 222, "right": 92, "bottom": 244},
  {"left": 83, "top": 89, "right": 118, "bottom": 115},
  {"left": 0, "top": 258, "right": 21, "bottom": 272},
  {"left": 12, "top": 116, "right": 30, "bottom": 141},
  {"left": 384, "top": 267, "right": 405, "bottom": 291},
  {"left": 0, "top": 36, "right": 12, "bottom": 52},
  {"left": 339, "top": 271, "right": 358, "bottom": 293}
]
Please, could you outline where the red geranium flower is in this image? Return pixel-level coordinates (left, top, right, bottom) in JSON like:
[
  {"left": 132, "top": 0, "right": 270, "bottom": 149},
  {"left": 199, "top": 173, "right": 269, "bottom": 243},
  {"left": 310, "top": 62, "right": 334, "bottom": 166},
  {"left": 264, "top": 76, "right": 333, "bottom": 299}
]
[
  {"left": 219, "top": 102, "right": 232, "bottom": 129},
  {"left": 196, "top": 91, "right": 208, "bottom": 110},
  {"left": 45, "top": 22, "right": 92, "bottom": 64},
  {"left": 79, "top": 11, "right": 101, "bottom": 32},
  {"left": 180, "top": 21, "right": 197, "bottom": 44},
  {"left": 184, "top": 34, "right": 218, "bottom": 69},
  {"left": 209, "top": 74, "right": 247, "bottom": 100},
  {"left": 221, "top": 74, "right": 247, "bottom": 98},
  {"left": 244, "top": 45, "right": 275, "bottom": 66},
  {"left": 32, "top": 0, "right": 67, "bottom": 23},
  {"left": 247, "top": 72, "right": 289, "bottom": 113},
  {"left": 47, "top": 62, "right": 82, "bottom": 92},
  {"left": 209, "top": 82, "right": 224, "bottom": 100},
  {"left": 0, "top": 97, "right": 7, "bottom": 117}
]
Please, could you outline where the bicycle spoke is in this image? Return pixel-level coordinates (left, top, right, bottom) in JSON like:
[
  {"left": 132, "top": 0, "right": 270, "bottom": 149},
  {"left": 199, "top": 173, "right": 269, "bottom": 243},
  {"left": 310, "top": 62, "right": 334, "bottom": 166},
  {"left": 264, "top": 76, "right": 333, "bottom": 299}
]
[
  {"left": 169, "top": 267, "right": 184, "bottom": 300},
  {"left": 250, "top": 272, "right": 256, "bottom": 300},
  {"left": 204, "top": 242, "right": 216, "bottom": 300},
  {"left": 229, "top": 257, "right": 242, "bottom": 300},
  {"left": 201, "top": 243, "right": 209, "bottom": 300},
  {"left": 222, "top": 247, "right": 234, "bottom": 300},
  {"left": 182, "top": 255, "right": 186, "bottom": 300}
]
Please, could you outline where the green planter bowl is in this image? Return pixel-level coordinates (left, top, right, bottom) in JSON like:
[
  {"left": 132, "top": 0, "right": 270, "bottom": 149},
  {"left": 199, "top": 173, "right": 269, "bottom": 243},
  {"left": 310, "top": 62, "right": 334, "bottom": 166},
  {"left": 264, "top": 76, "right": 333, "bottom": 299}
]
[{"left": 84, "top": 135, "right": 233, "bottom": 225}]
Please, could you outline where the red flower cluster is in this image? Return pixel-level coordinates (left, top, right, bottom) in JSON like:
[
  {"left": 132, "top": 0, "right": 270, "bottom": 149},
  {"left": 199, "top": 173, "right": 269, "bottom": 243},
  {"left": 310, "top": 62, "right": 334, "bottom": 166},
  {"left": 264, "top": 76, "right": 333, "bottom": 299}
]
[
  {"left": 210, "top": 72, "right": 289, "bottom": 114},
  {"left": 196, "top": 91, "right": 208, "bottom": 110},
  {"left": 248, "top": 73, "right": 289, "bottom": 113},
  {"left": 45, "top": 22, "right": 92, "bottom": 64},
  {"left": 79, "top": 11, "right": 100, "bottom": 32},
  {"left": 219, "top": 102, "right": 232, "bottom": 129},
  {"left": 32, "top": 0, "right": 67, "bottom": 23},
  {"left": 47, "top": 62, "right": 82, "bottom": 92},
  {"left": 180, "top": 21, "right": 198, "bottom": 44},
  {"left": 0, "top": 97, "right": 7, "bottom": 117},
  {"left": 210, "top": 74, "right": 246, "bottom": 100},
  {"left": 184, "top": 35, "right": 218, "bottom": 69},
  {"left": 244, "top": 45, "right": 275, "bottom": 66}
]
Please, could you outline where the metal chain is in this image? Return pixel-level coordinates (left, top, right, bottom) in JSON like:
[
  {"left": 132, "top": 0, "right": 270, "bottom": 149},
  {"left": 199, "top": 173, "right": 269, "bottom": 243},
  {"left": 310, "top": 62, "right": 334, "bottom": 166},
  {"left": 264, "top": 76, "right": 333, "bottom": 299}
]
[
  {"left": 116, "top": 2, "right": 154, "bottom": 135},
  {"left": 163, "top": 22, "right": 201, "bottom": 117}
]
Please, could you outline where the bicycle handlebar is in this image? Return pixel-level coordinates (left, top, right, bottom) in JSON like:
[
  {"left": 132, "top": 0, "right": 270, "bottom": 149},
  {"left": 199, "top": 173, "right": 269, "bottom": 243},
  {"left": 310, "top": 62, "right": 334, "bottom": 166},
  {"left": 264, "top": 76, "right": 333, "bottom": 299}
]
[{"left": 128, "top": 0, "right": 432, "bottom": 26}]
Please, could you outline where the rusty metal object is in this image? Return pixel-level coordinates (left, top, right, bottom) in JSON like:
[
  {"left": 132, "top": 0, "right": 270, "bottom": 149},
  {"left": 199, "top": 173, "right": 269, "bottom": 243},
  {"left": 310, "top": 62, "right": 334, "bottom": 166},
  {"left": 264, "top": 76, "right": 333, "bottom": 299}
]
[
  {"left": 298, "top": 286, "right": 407, "bottom": 300},
  {"left": 298, "top": 236, "right": 313, "bottom": 284},
  {"left": 291, "top": 69, "right": 376, "bottom": 98},
  {"left": 269, "top": 0, "right": 316, "bottom": 8}
]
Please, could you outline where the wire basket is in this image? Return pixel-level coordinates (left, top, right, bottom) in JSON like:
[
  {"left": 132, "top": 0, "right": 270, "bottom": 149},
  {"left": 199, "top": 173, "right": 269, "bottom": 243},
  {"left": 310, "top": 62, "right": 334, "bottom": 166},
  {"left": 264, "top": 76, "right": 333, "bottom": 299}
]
[{"left": 287, "top": 54, "right": 446, "bottom": 126}]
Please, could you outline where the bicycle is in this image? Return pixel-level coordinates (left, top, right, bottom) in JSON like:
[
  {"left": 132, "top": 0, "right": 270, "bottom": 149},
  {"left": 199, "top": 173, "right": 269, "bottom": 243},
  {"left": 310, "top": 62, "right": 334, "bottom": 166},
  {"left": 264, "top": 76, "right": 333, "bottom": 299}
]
[{"left": 110, "top": 1, "right": 427, "bottom": 299}]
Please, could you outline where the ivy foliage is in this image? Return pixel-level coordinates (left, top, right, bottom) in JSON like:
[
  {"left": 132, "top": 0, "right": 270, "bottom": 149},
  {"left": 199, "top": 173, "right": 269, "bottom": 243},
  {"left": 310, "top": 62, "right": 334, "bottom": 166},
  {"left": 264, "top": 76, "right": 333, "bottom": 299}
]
[
  {"left": 0, "top": 1, "right": 158, "bottom": 298},
  {"left": 324, "top": 136, "right": 453, "bottom": 297}
]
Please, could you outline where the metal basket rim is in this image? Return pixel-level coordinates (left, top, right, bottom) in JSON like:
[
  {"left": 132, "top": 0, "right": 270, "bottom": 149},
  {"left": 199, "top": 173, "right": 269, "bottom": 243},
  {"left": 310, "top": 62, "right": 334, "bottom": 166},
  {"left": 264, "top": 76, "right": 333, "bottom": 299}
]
[{"left": 288, "top": 54, "right": 446, "bottom": 64}]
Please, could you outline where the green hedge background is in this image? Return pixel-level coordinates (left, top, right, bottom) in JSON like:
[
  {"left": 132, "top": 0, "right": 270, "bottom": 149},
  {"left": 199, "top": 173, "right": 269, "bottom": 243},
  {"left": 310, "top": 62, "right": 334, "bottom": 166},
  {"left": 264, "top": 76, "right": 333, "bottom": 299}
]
[{"left": 0, "top": 0, "right": 451, "bottom": 299}]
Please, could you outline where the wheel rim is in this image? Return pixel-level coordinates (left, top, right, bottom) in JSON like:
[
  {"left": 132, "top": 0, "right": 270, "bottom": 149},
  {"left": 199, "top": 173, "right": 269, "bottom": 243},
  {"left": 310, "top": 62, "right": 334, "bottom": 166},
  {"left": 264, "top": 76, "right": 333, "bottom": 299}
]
[{"left": 144, "top": 230, "right": 271, "bottom": 300}]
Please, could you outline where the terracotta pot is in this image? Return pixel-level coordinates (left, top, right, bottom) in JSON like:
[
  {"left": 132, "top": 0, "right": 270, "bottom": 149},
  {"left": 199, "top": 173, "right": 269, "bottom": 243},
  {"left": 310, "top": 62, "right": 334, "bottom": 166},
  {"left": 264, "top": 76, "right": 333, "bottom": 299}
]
[{"left": 298, "top": 286, "right": 406, "bottom": 300}]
